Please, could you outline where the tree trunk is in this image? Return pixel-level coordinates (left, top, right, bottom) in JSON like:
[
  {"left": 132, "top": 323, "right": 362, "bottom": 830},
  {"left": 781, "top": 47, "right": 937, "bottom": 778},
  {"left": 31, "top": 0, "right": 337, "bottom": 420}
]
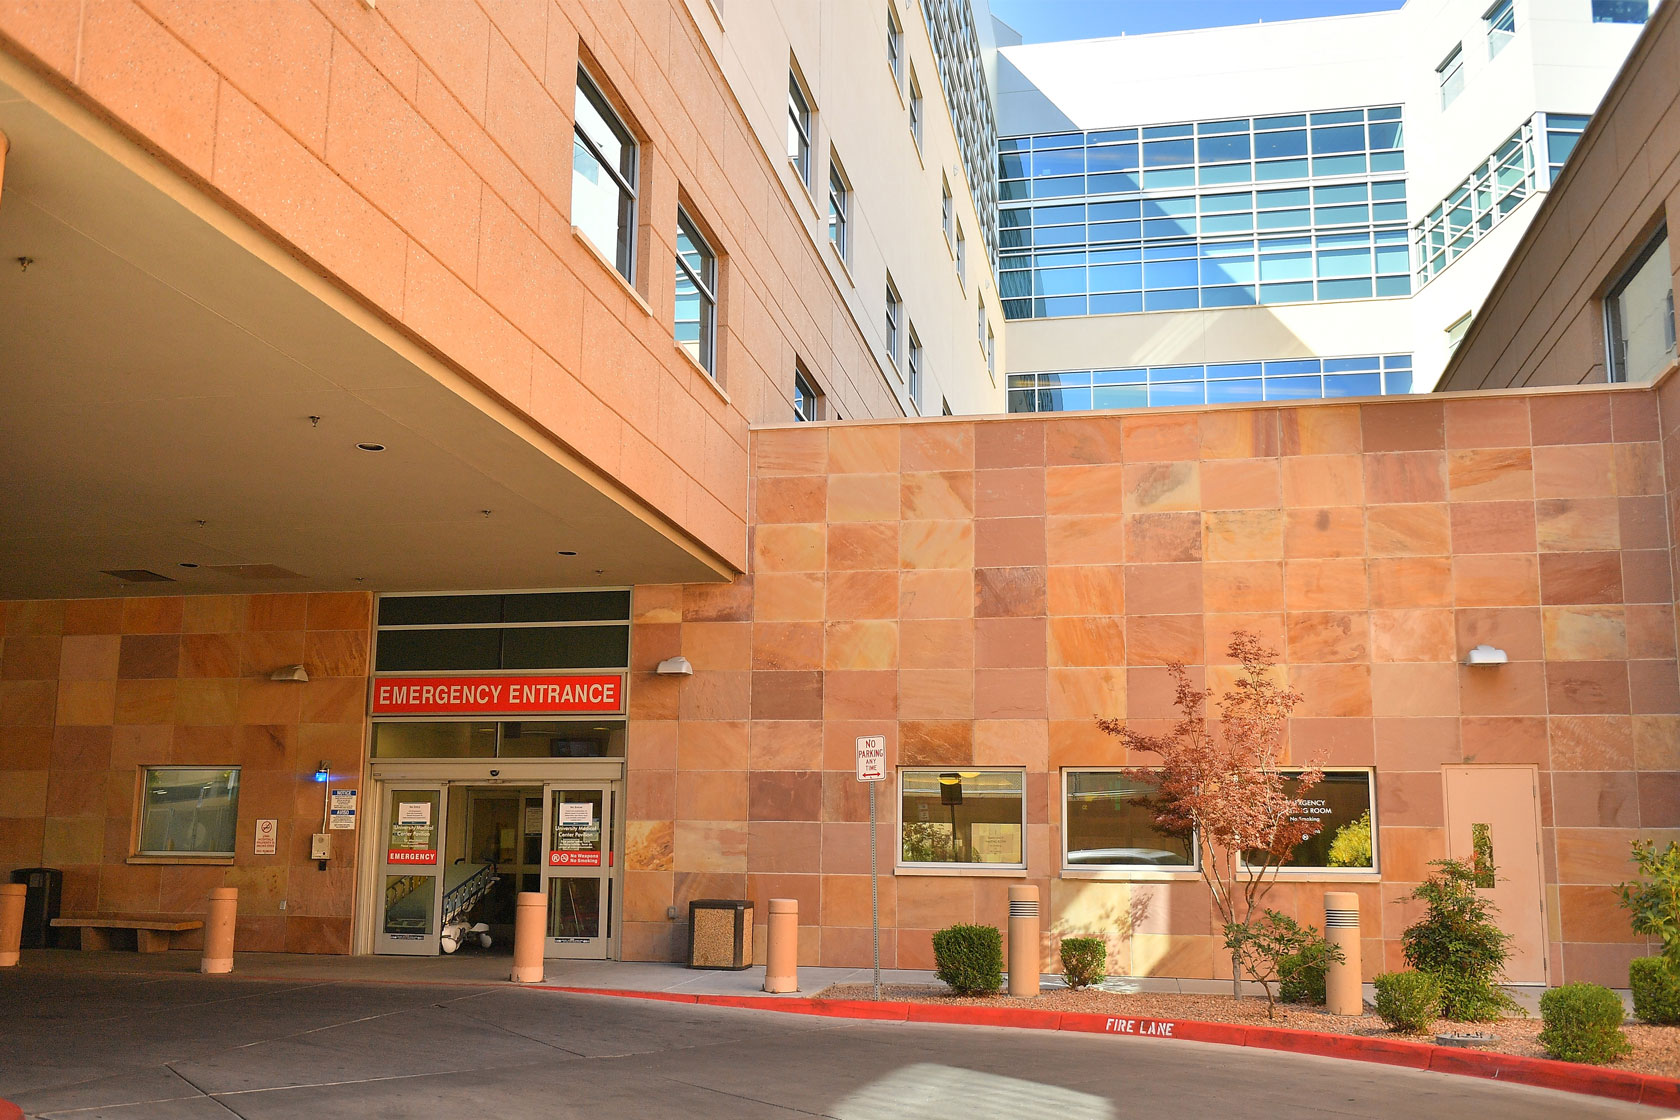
[{"left": 1231, "top": 950, "right": 1243, "bottom": 1000}]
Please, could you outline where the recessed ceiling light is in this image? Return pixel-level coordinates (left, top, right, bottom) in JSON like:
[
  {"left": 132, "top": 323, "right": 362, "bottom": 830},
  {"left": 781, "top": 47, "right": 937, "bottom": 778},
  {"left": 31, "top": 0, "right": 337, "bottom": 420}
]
[
  {"left": 356, "top": 442, "right": 385, "bottom": 452},
  {"left": 178, "top": 562, "right": 198, "bottom": 569},
  {"left": 557, "top": 550, "right": 578, "bottom": 556}
]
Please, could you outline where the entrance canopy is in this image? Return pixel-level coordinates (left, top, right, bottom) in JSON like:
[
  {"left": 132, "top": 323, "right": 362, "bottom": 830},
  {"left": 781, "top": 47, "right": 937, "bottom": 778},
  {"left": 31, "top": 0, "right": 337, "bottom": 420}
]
[{"left": 0, "top": 63, "right": 730, "bottom": 600}]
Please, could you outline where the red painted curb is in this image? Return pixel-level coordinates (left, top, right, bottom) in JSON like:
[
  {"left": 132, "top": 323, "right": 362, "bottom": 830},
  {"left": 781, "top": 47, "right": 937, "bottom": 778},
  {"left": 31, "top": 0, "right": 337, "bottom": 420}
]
[{"left": 544, "top": 986, "right": 1680, "bottom": 1105}]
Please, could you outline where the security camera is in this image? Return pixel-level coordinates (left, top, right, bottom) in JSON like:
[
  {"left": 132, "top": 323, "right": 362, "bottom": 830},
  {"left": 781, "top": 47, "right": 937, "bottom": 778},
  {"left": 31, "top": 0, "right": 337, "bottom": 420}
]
[{"left": 489, "top": 769, "right": 500, "bottom": 778}]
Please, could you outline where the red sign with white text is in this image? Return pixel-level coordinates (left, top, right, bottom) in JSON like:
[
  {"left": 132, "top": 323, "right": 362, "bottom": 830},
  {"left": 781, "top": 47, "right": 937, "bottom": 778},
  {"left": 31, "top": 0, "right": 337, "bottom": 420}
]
[
  {"left": 371, "top": 675, "right": 624, "bottom": 716},
  {"left": 387, "top": 849, "right": 437, "bottom": 865},
  {"left": 549, "top": 850, "right": 603, "bottom": 867}
]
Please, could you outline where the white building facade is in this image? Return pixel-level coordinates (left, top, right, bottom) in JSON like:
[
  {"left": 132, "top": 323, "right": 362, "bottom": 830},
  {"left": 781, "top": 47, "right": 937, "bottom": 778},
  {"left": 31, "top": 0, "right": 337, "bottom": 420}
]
[{"left": 994, "top": 0, "right": 1656, "bottom": 411}]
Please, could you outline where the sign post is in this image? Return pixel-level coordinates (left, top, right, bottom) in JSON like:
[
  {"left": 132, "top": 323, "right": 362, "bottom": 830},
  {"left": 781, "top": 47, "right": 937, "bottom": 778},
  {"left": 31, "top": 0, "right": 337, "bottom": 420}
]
[{"left": 855, "top": 735, "right": 886, "bottom": 1001}]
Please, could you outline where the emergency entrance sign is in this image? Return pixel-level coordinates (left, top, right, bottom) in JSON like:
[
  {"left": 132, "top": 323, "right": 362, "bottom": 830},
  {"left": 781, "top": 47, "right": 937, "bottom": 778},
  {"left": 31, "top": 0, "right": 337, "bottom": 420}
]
[{"left": 855, "top": 736, "right": 886, "bottom": 782}]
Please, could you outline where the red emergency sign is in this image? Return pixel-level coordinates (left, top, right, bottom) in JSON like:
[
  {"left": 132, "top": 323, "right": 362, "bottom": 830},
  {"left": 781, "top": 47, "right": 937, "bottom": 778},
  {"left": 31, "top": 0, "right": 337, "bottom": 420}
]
[{"left": 371, "top": 674, "right": 624, "bottom": 716}]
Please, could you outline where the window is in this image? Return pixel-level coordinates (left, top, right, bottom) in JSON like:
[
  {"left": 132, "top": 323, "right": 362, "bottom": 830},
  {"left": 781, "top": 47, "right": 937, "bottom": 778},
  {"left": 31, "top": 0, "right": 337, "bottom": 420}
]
[
  {"left": 907, "top": 325, "right": 923, "bottom": 411},
  {"left": 788, "top": 69, "right": 813, "bottom": 187},
  {"left": 1415, "top": 116, "right": 1540, "bottom": 285},
  {"left": 573, "top": 67, "right": 638, "bottom": 282},
  {"left": 1437, "top": 44, "right": 1465, "bottom": 109},
  {"left": 885, "top": 275, "right": 903, "bottom": 367},
  {"left": 375, "top": 590, "right": 631, "bottom": 671},
  {"left": 1266, "top": 770, "right": 1376, "bottom": 871},
  {"left": 1063, "top": 771, "right": 1194, "bottom": 869},
  {"left": 1445, "top": 311, "right": 1473, "bottom": 353},
  {"left": 887, "top": 5, "right": 904, "bottom": 86},
  {"left": 941, "top": 397, "right": 952, "bottom": 415},
  {"left": 1606, "top": 227, "right": 1677, "bottom": 383},
  {"left": 941, "top": 177, "right": 954, "bottom": 244},
  {"left": 900, "top": 770, "right": 1025, "bottom": 867},
  {"left": 1005, "top": 354, "right": 1413, "bottom": 413},
  {"left": 986, "top": 321, "right": 996, "bottom": 382},
  {"left": 909, "top": 67, "right": 924, "bottom": 148},
  {"left": 828, "top": 157, "right": 851, "bottom": 261},
  {"left": 674, "top": 209, "right": 718, "bottom": 375},
  {"left": 794, "top": 366, "right": 823, "bottom": 421},
  {"left": 1593, "top": 0, "right": 1650, "bottom": 22},
  {"left": 977, "top": 298, "right": 986, "bottom": 346},
  {"left": 955, "top": 222, "right": 967, "bottom": 285},
  {"left": 138, "top": 767, "right": 240, "bottom": 856},
  {"left": 1485, "top": 0, "right": 1515, "bottom": 56},
  {"left": 372, "top": 722, "right": 625, "bottom": 758}
]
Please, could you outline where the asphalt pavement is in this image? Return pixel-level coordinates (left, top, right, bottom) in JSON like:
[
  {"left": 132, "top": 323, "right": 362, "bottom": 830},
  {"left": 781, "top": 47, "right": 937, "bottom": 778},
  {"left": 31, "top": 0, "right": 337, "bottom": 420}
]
[{"left": 0, "top": 965, "right": 1664, "bottom": 1119}]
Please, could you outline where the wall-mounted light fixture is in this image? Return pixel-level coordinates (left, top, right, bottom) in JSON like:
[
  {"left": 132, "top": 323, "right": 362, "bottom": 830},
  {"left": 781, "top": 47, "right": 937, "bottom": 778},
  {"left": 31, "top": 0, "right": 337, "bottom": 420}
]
[
  {"left": 655, "top": 656, "right": 694, "bottom": 676},
  {"left": 313, "top": 762, "right": 331, "bottom": 783},
  {"left": 270, "top": 664, "right": 309, "bottom": 683},
  {"left": 1463, "top": 644, "right": 1508, "bottom": 666}
]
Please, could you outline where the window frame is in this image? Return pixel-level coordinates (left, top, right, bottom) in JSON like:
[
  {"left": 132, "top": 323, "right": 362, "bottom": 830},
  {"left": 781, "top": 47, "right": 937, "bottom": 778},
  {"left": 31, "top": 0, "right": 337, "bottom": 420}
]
[
  {"left": 897, "top": 767, "right": 1028, "bottom": 872},
  {"left": 788, "top": 68, "right": 814, "bottom": 189},
  {"left": 1060, "top": 767, "right": 1200, "bottom": 876},
  {"left": 1484, "top": 0, "right": 1515, "bottom": 57},
  {"left": 828, "top": 155, "right": 852, "bottom": 262},
  {"left": 1605, "top": 225, "right": 1677, "bottom": 382},
  {"left": 941, "top": 176, "right": 954, "bottom": 245},
  {"left": 793, "top": 364, "right": 823, "bottom": 422},
  {"left": 1592, "top": 0, "right": 1650, "bottom": 23},
  {"left": 572, "top": 65, "right": 639, "bottom": 284},
  {"left": 1437, "top": 43, "right": 1465, "bottom": 109},
  {"left": 1237, "top": 767, "right": 1380, "bottom": 876},
  {"left": 674, "top": 207, "right": 719, "bottom": 377},
  {"left": 887, "top": 4, "right": 904, "bottom": 88},
  {"left": 907, "top": 323, "right": 923, "bottom": 412},
  {"left": 886, "top": 273, "right": 903, "bottom": 369},
  {"left": 909, "top": 66, "right": 924, "bottom": 149},
  {"left": 136, "top": 765, "right": 242, "bottom": 858}
]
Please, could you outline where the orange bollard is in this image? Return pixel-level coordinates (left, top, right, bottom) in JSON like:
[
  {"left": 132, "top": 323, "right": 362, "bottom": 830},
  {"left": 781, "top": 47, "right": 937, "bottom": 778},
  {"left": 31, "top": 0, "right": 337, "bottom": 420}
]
[
  {"left": 1324, "top": 891, "right": 1362, "bottom": 1015},
  {"left": 1008, "top": 885, "right": 1040, "bottom": 997},
  {"left": 201, "top": 887, "right": 237, "bottom": 974},
  {"left": 0, "top": 883, "right": 25, "bottom": 967},
  {"left": 511, "top": 891, "right": 545, "bottom": 983},
  {"left": 763, "top": 898, "right": 798, "bottom": 993}
]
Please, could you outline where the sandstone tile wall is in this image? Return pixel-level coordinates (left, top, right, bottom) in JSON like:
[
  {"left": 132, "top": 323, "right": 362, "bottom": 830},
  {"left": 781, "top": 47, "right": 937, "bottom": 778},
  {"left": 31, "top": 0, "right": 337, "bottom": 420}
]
[
  {"left": 628, "top": 387, "right": 1680, "bottom": 985},
  {"left": 0, "top": 593, "right": 371, "bottom": 954}
]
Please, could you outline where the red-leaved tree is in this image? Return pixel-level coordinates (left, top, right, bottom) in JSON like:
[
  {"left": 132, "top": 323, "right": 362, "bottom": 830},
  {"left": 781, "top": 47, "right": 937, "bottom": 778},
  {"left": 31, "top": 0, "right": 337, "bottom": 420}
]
[{"left": 1098, "top": 631, "right": 1324, "bottom": 998}]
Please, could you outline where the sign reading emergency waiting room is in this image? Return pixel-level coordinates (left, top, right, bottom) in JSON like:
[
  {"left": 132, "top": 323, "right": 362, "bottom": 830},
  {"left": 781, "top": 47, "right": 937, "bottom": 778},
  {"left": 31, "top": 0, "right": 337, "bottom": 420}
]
[{"left": 370, "top": 674, "right": 625, "bottom": 716}]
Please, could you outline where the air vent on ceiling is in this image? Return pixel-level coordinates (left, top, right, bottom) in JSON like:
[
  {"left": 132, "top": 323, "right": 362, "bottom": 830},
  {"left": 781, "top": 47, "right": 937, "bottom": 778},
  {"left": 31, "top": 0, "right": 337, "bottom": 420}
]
[
  {"left": 102, "top": 569, "right": 175, "bottom": 583},
  {"left": 209, "top": 564, "right": 305, "bottom": 580}
]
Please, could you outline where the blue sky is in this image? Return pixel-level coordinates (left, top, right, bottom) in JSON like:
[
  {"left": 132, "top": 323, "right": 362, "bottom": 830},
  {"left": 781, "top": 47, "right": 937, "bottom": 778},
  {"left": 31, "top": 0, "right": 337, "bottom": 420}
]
[{"left": 990, "top": 0, "right": 1405, "bottom": 43}]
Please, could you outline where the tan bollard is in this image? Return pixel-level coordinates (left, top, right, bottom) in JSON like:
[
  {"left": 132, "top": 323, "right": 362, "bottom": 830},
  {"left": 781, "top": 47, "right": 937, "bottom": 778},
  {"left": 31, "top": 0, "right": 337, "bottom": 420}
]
[
  {"left": 0, "top": 883, "right": 25, "bottom": 967},
  {"left": 510, "top": 891, "right": 546, "bottom": 983},
  {"left": 763, "top": 898, "right": 798, "bottom": 993},
  {"left": 1008, "top": 885, "right": 1040, "bottom": 998},
  {"left": 1324, "top": 891, "right": 1362, "bottom": 1015},
  {"left": 201, "top": 887, "right": 238, "bottom": 974}
]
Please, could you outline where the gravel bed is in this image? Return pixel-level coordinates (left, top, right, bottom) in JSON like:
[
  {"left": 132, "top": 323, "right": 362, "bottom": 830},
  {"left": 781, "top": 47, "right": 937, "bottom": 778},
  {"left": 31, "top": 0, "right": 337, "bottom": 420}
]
[{"left": 815, "top": 983, "right": 1680, "bottom": 1080}]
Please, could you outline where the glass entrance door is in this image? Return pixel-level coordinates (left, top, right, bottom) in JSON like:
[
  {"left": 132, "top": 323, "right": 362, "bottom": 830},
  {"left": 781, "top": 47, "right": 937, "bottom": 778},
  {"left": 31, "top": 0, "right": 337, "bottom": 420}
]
[
  {"left": 378, "top": 785, "right": 445, "bottom": 956},
  {"left": 540, "top": 783, "right": 616, "bottom": 958}
]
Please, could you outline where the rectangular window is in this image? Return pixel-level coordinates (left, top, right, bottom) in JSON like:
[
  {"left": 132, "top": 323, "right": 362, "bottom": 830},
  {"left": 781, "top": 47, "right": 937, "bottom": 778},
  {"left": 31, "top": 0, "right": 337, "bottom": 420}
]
[
  {"left": 573, "top": 67, "right": 638, "bottom": 282},
  {"left": 886, "top": 274, "right": 903, "bottom": 368},
  {"left": 788, "top": 69, "right": 813, "bottom": 187},
  {"left": 828, "top": 157, "right": 851, "bottom": 261},
  {"left": 887, "top": 4, "right": 904, "bottom": 86},
  {"left": 138, "top": 767, "right": 240, "bottom": 856},
  {"left": 941, "top": 176, "right": 954, "bottom": 244},
  {"left": 900, "top": 770, "right": 1025, "bottom": 867},
  {"left": 909, "top": 67, "right": 924, "bottom": 148},
  {"left": 977, "top": 298, "right": 986, "bottom": 345},
  {"left": 1437, "top": 44, "right": 1465, "bottom": 109},
  {"left": 1063, "top": 770, "right": 1194, "bottom": 869},
  {"left": 1244, "top": 770, "right": 1377, "bottom": 871},
  {"left": 907, "top": 325, "right": 923, "bottom": 411},
  {"left": 674, "top": 209, "right": 718, "bottom": 375},
  {"left": 955, "top": 222, "right": 967, "bottom": 285},
  {"left": 1607, "top": 227, "right": 1677, "bottom": 383},
  {"left": 986, "top": 321, "right": 996, "bottom": 382},
  {"left": 1593, "top": 0, "right": 1649, "bottom": 22},
  {"left": 1485, "top": 0, "right": 1515, "bottom": 56},
  {"left": 793, "top": 365, "right": 822, "bottom": 422}
]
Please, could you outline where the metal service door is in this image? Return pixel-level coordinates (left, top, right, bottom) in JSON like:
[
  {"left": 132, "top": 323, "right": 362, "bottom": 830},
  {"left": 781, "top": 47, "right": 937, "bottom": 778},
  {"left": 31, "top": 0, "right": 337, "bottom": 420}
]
[
  {"left": 377, "top": 785, "right": 446, "bottom": 956},
  {"left": 1443, "top": 765, "right": 1547, "bottom": 984},
  {"left": 540, "top": 783, "right": 616, "bottom": 959}
]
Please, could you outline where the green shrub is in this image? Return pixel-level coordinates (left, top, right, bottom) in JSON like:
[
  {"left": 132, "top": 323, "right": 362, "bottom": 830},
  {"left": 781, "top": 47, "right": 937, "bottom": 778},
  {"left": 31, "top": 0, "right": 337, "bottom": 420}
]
[
  {"left": 1629, "top": 956, "right": 1680, "bottom": 1025},
  {"left": 1618, "top": 840, "right": 1680, "bottom": 964},
  {"left": 1373, "top": 970, "right": 1441, "bottom": 1033},
  {"left": 1279, "top": 950, "right": 1329, "bottom": 1006},
  {"left": 1060, "top": 936, "right": 1107, "bottom": 990},
  {"left": 932, "top": 923, "right": 1003, "bottom": 996},
  {"left": 1224, "top": 911, "right": 1344, "bottom": 1018},
  {"left": 1327, "top": 811, "right": 1373, "bottom": 869},
  {"left": 1538, "top": 983, "right": 1632, "bottom": 1065},
  {"left": 1402, "top": 859, "right": 1520, "bottom": 1021}
]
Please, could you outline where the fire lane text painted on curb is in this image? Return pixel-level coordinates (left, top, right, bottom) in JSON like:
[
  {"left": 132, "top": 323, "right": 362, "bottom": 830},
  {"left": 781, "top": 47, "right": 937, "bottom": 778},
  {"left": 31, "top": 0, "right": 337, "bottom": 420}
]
[{"left": 1105, "top": 1017, "right": 1175, "bottom": 1037}]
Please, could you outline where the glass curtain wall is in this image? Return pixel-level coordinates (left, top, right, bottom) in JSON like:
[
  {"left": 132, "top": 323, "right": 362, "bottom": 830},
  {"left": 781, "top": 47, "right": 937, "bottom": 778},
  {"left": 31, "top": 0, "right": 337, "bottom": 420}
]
[
  {"left": 1007, "top": 354, "right": 1413, "bottom": 413},
  {"left": 998, "top": 106, "right": 1408, "bottom": 319}
]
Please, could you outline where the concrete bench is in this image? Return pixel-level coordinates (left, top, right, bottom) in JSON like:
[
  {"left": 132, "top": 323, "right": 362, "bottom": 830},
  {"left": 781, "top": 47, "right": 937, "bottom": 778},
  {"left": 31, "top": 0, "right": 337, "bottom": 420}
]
[{"left": 51, "top": 916, "right": 204, "bottom": 953}]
